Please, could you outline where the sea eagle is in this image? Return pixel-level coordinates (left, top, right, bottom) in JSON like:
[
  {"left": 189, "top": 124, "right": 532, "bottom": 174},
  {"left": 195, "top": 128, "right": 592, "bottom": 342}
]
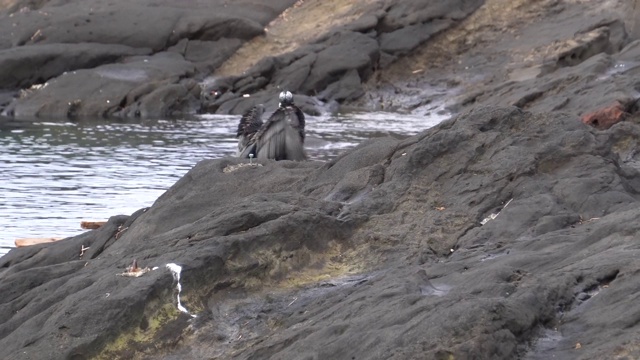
[{"left": 237, "top": 91, "right": 306, "bottom": 161}]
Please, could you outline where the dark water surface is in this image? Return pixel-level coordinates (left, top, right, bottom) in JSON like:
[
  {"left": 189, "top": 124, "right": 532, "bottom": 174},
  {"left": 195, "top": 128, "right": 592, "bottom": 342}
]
[{"left": 0, "top": 111, "right": 448, "bottom": 256}]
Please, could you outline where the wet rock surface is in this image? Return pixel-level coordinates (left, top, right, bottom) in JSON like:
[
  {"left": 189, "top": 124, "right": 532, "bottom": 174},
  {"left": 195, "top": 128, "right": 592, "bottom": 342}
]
[
  {"left": 359, "top": 0, "right": 640, "bottom": 121},
  {"left": 3, "top": 0, "right": 640, "bottom": 359},
  {"left": 0, "top": 0, "right": 299, "bottom": 118},
  {"left": 3, "top": 106, "right": 640, "bottom": 359},
  {"left": 1, "top": 0, "right": 640, "bottom": 120},
  {"left": 0, "top": 0, "right": 484, "bottom": 118},
  {"left": 202, "top": 0, "right": 484, "bottom": 115}
]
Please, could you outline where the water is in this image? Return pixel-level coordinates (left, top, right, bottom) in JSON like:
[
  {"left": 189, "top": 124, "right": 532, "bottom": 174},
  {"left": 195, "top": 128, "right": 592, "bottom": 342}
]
[{"left": 0, "top": 110, "right": 448, "bottom": 256}]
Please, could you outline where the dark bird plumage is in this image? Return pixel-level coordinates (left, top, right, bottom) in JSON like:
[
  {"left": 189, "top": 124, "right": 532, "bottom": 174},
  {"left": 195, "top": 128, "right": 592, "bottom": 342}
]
[
  {"left": 237, "top": 91, "right": 306, "bottom": 161},
  {"left": 236, "top": 104, "right": 265, "bottom": 156}
]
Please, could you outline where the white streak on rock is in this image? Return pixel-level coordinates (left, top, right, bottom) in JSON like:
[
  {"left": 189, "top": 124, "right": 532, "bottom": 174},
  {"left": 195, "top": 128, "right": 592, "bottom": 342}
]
[{"left": 166, "top": 263, "right": 196, "bottom": 318}]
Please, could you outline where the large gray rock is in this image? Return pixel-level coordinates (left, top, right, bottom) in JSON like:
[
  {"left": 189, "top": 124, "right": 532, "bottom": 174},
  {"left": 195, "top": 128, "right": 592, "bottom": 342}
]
[
  {"left": 2, "top": 106, "right": 640, "bottom": 359},
  {"left": 0, "top": 43, "right": 151, "bottom": 89},
  {"left": 0, "top": 1, "right": 286, "bottom": 50},
  {"left": 7, "top": 52, "right": 197, "bottom": 118},
  {"left": 378, "top": 0, "right": 483, "bottom": 55},
  {"left": 432, "top": 13, "right": 638, "bottom": 122},
  {"left": 349, "top": 0, "right": 640, "bottom": 119},
  {"left": 300, "top": 31, "right": 379, "bottom": 93},
  {"left": 179, "top": 38, "right": 244, "bottom": 73},
  {"left": 200, "top": 0, "right": 485, "bottom": 114},
  {"left": 0, "top": 0, "right": 300, "bottom": 118},
  {"left": 0, "top": 0, "right": 488, "bottom": 118}
]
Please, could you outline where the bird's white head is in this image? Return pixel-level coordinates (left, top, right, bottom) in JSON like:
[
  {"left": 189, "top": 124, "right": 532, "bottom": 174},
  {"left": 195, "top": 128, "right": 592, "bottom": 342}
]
[{"left": 279, "top": 91, "right": 294, "bottom": 107}]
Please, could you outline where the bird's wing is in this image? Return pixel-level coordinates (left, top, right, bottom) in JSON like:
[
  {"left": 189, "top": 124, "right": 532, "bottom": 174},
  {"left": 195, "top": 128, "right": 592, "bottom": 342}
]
[
  {"left": 237, "top": 105, "right": 264, "bottom": 156},
  {"left": 293, "top": 106, "right": 306, "bottom": 141},
  {"left": 255, "top": 107, "right": 307, "bottom": 160},
  {"left": 237, "top": 105, "right": 265, "bottom": 138}
]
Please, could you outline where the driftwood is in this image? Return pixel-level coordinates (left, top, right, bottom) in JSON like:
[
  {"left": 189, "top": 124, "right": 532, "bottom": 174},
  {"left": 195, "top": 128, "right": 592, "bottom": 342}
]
[
  {"left": 15, "top": 237, "right": 63, "bottom": 247},
  {"left": 13, "top": 220, "right": 106, "bottom": 248},
  {"left": 80, "top": 221, "right": 106, "bottom": 230}
]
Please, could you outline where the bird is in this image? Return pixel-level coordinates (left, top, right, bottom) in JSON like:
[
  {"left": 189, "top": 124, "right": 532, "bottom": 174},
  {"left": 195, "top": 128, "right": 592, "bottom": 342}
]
[{"left": 237, "top": 91, "right": 307, "bottom": 161}]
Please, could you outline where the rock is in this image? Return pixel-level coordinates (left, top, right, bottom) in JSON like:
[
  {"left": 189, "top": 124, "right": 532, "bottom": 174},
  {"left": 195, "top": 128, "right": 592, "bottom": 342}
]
[
  {"left": 0, "top": 0, "right": 285, "bottom": 50},
  {"left": 5, "top": 1, "right": 640, "bottom": 359},
  {"left": 4, "top": 106, "right": 640, "bottom": 359},
  {"left": 179, "top": 38, "right": 244, "bottom": 73},
  {"left": 0, "top": 0, "right": 300, "bottom": 118},
  {"left": 214, "top": 91, "right": 274, "bottom": 115},
  {"left": 209, "top": 0, "right": 483, "bottom": 114},
  {"left": 209, "top": 30, "right": 379, "bottom": 113},
  {"left": 379, "top": 19, "right": 452, "bottom": 54},
  {"left": 272, "top": 53, "right": 317, "bottom": 93},
  {"left": 123, "top": 82, "right": 200, "bottom": 119},
  {"left": 300, "top": 31, "right": 379, "bottom": 93},
  {"left": 354, "top": 0, "right": 640, "bottom": 126},
  {"left": 0, "top": 43, "right": 151, "bottom": 89},
  {"left": 380, "top": 0, "right": 480, "bottom": 31},
  {"left": 0, "top": 0, "right": 487, "bottom": 118},
  {"left": 581, "top": 100, "right": 629, "bottom": 129},
  {"left": 618, "top": 38, "right": 640, "bottom": 60},
  {"left": 539, "top": 21, "right": 628, "bottom": 75},
  {"left": 7, "top": 52, "right": 197, "bottom": 119},
  {"left": 443, "top": 15, "right": 639, "bottom": 122},
  {"left": 377, "top": 0, "right": 483, "bottom": 55},
  {"left": 318, "top": 69, "right": 365, "bottom": 102},
  {"left": 168, "top": 13, "right": 265, "bottom": 44}
]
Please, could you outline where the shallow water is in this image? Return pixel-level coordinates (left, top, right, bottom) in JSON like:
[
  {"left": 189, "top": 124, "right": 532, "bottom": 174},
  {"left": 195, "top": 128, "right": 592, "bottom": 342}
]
[{"left": 0, "top": 110, "right": 448, "bottom": 256}]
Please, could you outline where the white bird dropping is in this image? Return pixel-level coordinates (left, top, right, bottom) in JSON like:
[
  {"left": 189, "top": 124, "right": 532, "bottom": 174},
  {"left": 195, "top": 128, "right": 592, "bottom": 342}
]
[{"left": 166, "top": 263, "right": 196, "bottom": 317}]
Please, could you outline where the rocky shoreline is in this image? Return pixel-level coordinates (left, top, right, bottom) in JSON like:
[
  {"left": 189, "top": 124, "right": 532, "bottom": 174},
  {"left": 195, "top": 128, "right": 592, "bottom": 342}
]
[
  {"left": 4, "top": 105, "right": 640, "bottom": 359},
  {"left": 3, "top": 0, "right": 640, "bottom": 359},
  {"left": 0, "top": 0, "right": 485, "bottom": 119},
  {"left": 0, "top": 0, "right": 637, "bottom": 121}
]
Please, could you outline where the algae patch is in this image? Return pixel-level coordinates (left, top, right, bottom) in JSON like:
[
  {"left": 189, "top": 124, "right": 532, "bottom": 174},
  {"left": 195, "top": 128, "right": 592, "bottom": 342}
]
[
  {"left": 94, "top": 239, "right": 371, "bottom": 359},
  {"left": 225, "top": 240, "right": 367, "bottom": 290},
  {"left": 94, "top": 302, "right": 184, "bottom": 360}
]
